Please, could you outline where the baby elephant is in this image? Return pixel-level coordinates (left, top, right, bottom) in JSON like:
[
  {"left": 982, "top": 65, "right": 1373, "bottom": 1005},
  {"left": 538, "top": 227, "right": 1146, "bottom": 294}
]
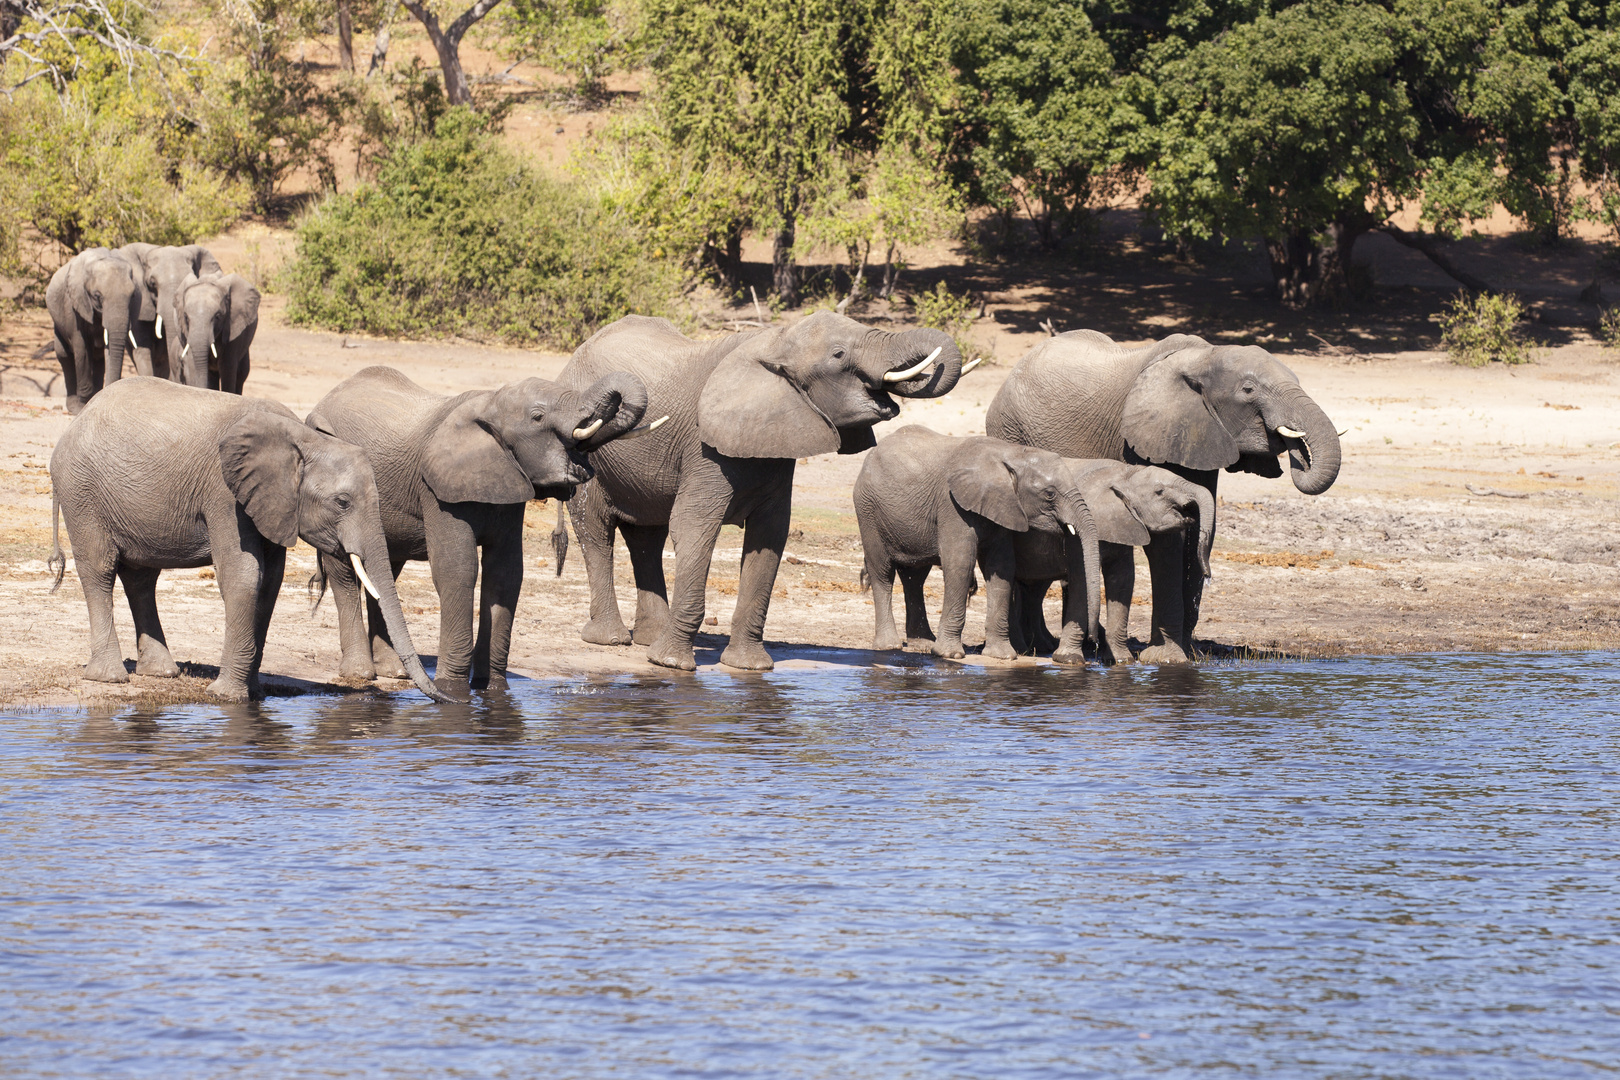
[
  {"left": 854, "top": 426, "right": 1101, "bottom": 660},
  {"left": 49, "top": 378, "right": 450, "bottom": 703},
  {"left": 1012, "top": 462, "right": 1214, "bottom": 664}
]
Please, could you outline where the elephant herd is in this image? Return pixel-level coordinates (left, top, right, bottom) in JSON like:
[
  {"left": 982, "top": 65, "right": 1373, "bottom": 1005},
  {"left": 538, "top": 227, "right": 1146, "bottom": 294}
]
[
  {"left": 45, "top": 302, "right": 1343, "bottom": 704},
  {"left": 47, "top": 243, "right": 261, "bottom": 413}
]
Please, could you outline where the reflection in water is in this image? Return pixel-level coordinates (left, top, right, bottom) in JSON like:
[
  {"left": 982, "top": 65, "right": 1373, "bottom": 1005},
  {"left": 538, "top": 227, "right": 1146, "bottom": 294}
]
[{"left": 4, "top": 654, "right": 1620, "bottom": 1078}]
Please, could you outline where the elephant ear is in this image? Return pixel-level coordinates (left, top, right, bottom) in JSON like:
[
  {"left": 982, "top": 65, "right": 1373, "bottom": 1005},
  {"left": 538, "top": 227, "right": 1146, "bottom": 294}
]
[
  {"left": 1072, "top": 466, "right": 1151, "bottom": 545},
  {"left": 1121, "top": 345, "right": 1240, "bottom": 471},
  {"left": 421, "top": 394, "right": 536, "bottom": 505},
  {"left": 226, "top": 276, "right": 260, "bottom": 343},
  {"left": 947, "top": 441, "right": 1029, "bottom": 532},
  {"left": 67, "top": 256, "right": 97, "bottom": 325},
  {"left": 697, "top": 352, "right": 840, "bottom": 459},
  {"left": 187, "top": 246, "right": 223, "bottom": 277},
  {"left": 117, "top": 249, "right": 158, "bottom": 321},
  {"left": 219, "top": 408, "right": 307, "bottom": 548}
]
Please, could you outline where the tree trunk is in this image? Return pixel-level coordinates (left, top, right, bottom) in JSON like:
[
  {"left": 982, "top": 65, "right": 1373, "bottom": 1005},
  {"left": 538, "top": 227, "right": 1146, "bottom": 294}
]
[
  {"left": 337, "top": 0, "right": 354, "bottom": 72},
  {"left": 878, "top": 240, "right": 899, "bottom": 300},
  {"left": 773, "top": 213, "right": 798, "bottom": 306},
  {"left": 368, "top": 3, "right": 397, "bottom": 77},
  {"left": 1376, "top": 223, "right": 1497, "bottom": 293},
  {"left": 399, "top": 0, "right": 504, "bottom": 107},
  {"left": 1266, "top": 232, "right": 1319, "bottom": 308}
]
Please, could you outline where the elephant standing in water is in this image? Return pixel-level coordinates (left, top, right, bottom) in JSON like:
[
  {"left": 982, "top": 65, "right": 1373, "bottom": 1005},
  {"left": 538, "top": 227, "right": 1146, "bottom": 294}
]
[
  {"left": 46, "top": 249, "right": 145, "bottom": 413},
  {"left": 118, "top": 243, "right": 222, "bottom": 381},
  {"left": 49, "top": 379, "right": 448, "bottom": 703},
  {"left": 987, "top": 330, "right": 1341, "bottom": 662},
  {"left": 306, "top": 365, "right": 650, "bottom": 699},
  {"left": 1010, "top": 462, "right": 1214, "bottom": 663},
  {"left": 556, "top": 312, "right": 964, "bottom": 671},
  {"left": 853, "top": 426, "right": 1101, "bottom": 661}
]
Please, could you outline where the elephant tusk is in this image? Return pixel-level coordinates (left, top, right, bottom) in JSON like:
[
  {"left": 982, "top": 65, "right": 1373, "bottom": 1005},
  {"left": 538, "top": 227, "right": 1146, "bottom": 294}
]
[
  {"left": 1276, "top": 425, "right": 1308, "bottom": 439},
  {"left": 1337, "top": 428, "right": 1349, "bottom": 436},
  {"left": 155, "top": 316, "right": 163, "bottom": 340},
  {"left": 883, "top": 346, "right": 941, "bottom": 383},
  {"left": 1065, "top": 522, "right": 1077, "bottom": 536},
  {"left": 128, "top": 330, "right": 137, "bottom": 348},
  {"left": 619, "top": 414, "right": 670, "bottom": 441},
  {"left": 350, "top": 553, "right": 382, "bottom": 601},
  {"left": 181, "top": 343, "right": 189, "bottom": 358},
  {"left": 960, "top": 357, "right": 983, "bottom": 377},
  {"left": 572, "top": 416, "right": 605, "bottom": 441},
  {"left": 102, "top": 328, "right": 108, "bottom": 346},
  {"left": 210, "top": 342, "right": 218, "bottom": 359}
]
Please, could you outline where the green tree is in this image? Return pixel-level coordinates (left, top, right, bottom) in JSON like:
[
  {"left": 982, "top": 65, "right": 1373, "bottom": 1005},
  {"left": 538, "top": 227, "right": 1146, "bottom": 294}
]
[
  {"left": 398, "top": 0, "right": 504, "bottom": 105},
  {"left": 502, "top": 0, "right": 632, "bottom": 100}
]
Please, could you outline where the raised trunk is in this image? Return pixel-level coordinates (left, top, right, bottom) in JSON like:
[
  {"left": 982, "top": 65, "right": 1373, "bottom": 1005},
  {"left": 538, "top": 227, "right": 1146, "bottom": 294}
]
[
  {"left": 772, "top": 216, "right": 798, "bottom": 306},
  {"left": 1270, "top": 387, "right": 1342, "bottom": 496},
  {"left": 337, "top": 0, "right": 355, "bottom": 72},
  {"left": 574, "top": 371, "right": 649, "bottom": 446},
  {"left": 872, "top": 327, "right": 962, "bottom": 398},
  {"left": 359, "top": 535, "right": 456, "bottom": 703}
]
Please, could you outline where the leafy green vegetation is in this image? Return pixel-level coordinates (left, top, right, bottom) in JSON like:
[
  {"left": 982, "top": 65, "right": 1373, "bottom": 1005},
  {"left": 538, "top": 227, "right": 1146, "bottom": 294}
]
[
  {"left": 1439, "top": 293, "right": 1534, "bottom": 367},
  {"left": 284, "top": 108, "right": 680, "bottom": 348}
]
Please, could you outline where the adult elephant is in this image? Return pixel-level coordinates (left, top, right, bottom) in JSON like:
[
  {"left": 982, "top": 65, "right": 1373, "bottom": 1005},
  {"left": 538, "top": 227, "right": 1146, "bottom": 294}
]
[
  {"left": 49, "top": 378, "right": 449, "bottom": 704},
  {"left": 175, "top": 272, "right": 260, "bottom": 393},
  {"left": 45, "top": 249, "right": 144, "bottom": 414},
  {"left": 556, "top": 312, "right": 964, "bottom": 672},
  {"left": 119, "top": 243, "right": 222, "bottom": 380},
  {"left": 986, "top": 330, "right": 1341, "bottom": 662},
  {"left": 306, "top": 365, "right": 650, "bottom": 699},
  {"left": 1011, "top": 462, "right": 1214, "bottom": 664}
]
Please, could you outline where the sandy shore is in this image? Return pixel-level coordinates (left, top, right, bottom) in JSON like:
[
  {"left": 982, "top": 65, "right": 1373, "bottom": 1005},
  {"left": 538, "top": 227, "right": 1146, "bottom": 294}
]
[{"left": 1, "top": 290, "right": 1617, "bottom": 707}]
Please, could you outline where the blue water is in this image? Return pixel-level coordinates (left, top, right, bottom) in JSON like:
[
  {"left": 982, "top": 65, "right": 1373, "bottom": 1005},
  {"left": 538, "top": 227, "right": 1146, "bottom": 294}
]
[{"left": 2, "top": 653, "right": 1618, "bottom": 1078}]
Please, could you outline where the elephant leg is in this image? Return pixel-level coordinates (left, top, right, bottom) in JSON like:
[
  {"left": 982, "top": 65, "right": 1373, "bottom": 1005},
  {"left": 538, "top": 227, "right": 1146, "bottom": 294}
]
[
  {"left": 130, "top": 323, "right": 156, "bottom": 378},
  {"left": 248, "top": 544, "right": 287, "bottom": 699},
  {"left": 324, "top": 551, "right": 378, "bottom": 680},
  {"left": 55, "top": 330, "right": 81, "bottom": 413},
  {"left": 1096, "top": 541, "right": 1136, "bottom": 665},
  {"left": 898, "top": 565, "right": 934, "bottom": 646},
  {"left": 117, "top": 564, "right": 178, "bottom": 677},
  {"left": 71, "top": 529, "right": 127, "bottom": 684},
  {"left": 206, "top": 522, "right": 273, "bottom": 701},
  {"left": 647, "top": 499, "right": 724, "bottom": 672},
  {"left": 721, "top": 497, "right": 791, "bottom": 671},
  {"left": 570, "top": 488, "right": 631, "bottom": 646},
  {"left": 1138, "top": 531, "right": 1191, "bottom": 664},
  {"left": 859, "top": 513, "right": 901, "bottom": 651},
  {"left": 471, "top": 506, "right": 525, "bottom": 689},
  {"left": 933, "top": 521, "right": 980, "bottom": 660},
  {"left": 1015, "top": 579, "right": 1055, "bottom": 656},
  {"left": 365, "top": 561, "right": 409, "bottom": 679},
  {"left": 426, "top": 510, "right": 480, "bottom": 694},
  {"left": 978, "top": 540, "right": 1017, "bottom": 661},
  {"left": 621, "top": 523, "right": 670, "bottom": 647}
]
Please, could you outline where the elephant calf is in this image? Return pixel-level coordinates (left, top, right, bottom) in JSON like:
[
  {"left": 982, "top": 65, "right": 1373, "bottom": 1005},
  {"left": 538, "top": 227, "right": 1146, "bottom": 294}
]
[
  {"left": 175, "top": 272, "right": 260, "bottom": 394},
  {"left": 306, "top": 365, "right": 650, "bottom": 698},
  {"left": 853, "top": 426, "right": 1101, "bottom": 661},
  {"left": 49, "top": 379, "right": 448, "bottom": 703},
  {"left": 1011, "top": 462, "right": 1214, "bottom": 664}
]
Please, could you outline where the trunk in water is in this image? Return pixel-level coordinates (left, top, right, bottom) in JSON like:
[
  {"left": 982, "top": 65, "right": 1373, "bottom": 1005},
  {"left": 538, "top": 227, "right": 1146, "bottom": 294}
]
[
  {"left": 1271, "top": 387, "right": 1342, "bottom": 496},
  {"left": 359, "top": 535, "right": 458, "bottom": 703}
]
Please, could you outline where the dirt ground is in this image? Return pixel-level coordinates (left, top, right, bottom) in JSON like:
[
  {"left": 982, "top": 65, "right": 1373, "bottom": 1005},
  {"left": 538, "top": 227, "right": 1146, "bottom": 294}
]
[{"left": 3, "top": 238, "right": 1618, "bottom": 707}]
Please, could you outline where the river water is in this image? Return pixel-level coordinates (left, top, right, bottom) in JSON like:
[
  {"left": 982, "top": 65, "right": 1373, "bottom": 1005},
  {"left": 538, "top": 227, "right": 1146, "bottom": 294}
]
[{"left": 2, "top": 653, "right": 1618, "bottom": 1078}]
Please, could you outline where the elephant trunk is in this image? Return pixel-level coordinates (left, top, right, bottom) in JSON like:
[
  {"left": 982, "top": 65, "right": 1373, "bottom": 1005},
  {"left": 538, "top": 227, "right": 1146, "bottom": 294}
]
[
  {"left": 574, "top": 371, "right": 650, "bottom": 447},
  {"left": 1187, "top": 483, "right": 1216, "bottom": 579},
  {"left": 103, "top": 302, "right": 133, "bottom": 386},
  {"left": 354, "top": 531, "right": 458, "bottom": 704},
  {"left": 1269, "top": 386, "right": 1341, "bottom": 496},
  {"left": 870, "top": 327, "right": 962, "bottom": 398},
  {"left": 1061, "top": 493, "right": 1103, "bottom": 644}
]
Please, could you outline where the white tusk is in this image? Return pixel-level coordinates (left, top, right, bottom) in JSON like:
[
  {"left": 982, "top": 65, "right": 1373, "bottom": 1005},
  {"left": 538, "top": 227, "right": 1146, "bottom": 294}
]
[
  {"left": 619, "top": 414, "right": 670, "bottom": 441},
  {"left": 1277, "top": 425, "right": 1307, "bottom": 439},
  {"left": 181, "top": 343, "right": 189, "bottom": 358},
  {"left": 883, "top": 345, "right": 942, "bottom": 383},
  {"left": 1065, "top": 522, "right": 1077, "bottom": 535},
  {"left": 128, "top": 330, "right": 137, "bottom": 348},
  {"left": 350, "top": 553, "right": 382, "bottom": 601},
  {"left": 960, "top": 357, "right": 983, "bottom": 376},
  {"left": 102, "top": 328, "right": 108, "bottom": 345},
  {"left": 210, "top": 342, "right": 218, "bottom": 359},
  {"left": 155, "top": 316, "right": 163, "bottom": 340},
  {"left": 572, "top": 416, "right": 605, "bottom": 441},
  {"left": 1337, "top": 428, "right": 1349, "bottom": 436}
]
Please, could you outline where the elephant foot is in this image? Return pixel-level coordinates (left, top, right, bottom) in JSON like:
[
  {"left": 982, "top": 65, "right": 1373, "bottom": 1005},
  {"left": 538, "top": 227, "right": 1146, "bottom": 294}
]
[
  {"left": 84, "top": 654, "right": 130, "bottom": 684},
  {"left": 1101, "top": 637, "right": 1134, "bottom": 665},
  {"left": 372, "top": 643, "right": 407, "bottom": 680},
  {"left": 1137, "top": 641, "right": 1191, "bottom": 665},
  {"left": 646, "top": 632, "right": 697, "bottom": 671},
  {"left": 433, "top": 676, "right": 472, "bottom": 703},
  {"left": 135, "top": 646, "right": 179, "bottom": 678},
  {"left": 631, "top": 619, "right": 663, "bottom": 647},
  {"left": 981, "top": 639, "right": 1017, "bottom": 661},
  {"left": 66, "top": 397, "right": 86, "bottom": 416},
  {"left": 872, "top": 630, "right": 903, "bottom": 651},
  {"left": 1051, "top": 645, "right": 1089, "bottom": 666},
  {"left": 905, "top": 634, "right": 936, "bottom": 651},
  {"left": 338, "top": 653, "right": 377, "bottom": 681},
  {"left": 720, "top": 640, "right": 774, "bottom": 671},
  {"left": 206, "top": 676, "right": 252, "bottom": 702},
  {"left": 932, "top": 638, "right": 966, "bottom": 661},
  {"left": 471, "top": 672, "right": 509, "bottom": 692},
  {"left": 582, "top": 615, "right": 633, "bottom": 646}
]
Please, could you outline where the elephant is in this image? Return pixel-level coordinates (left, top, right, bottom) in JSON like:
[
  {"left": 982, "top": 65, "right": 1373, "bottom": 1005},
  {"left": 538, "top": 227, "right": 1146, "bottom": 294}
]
[
  {"left": 305, "top": 365, "right": 651, "bottom": 699},
  {"left": 48, "top": 377, "right": 449, "bottom": 704},
  {"left": 1009, "top": 462, "right": 1214, "bottom": 664},
  {"left": 554, "top": 312, "right": 965, "bottom": 672},
  {"left": 852, "top": 426, "right": 1101, "bottom": 661},
  {"left": 174, "top": 272, "right": 260, "bottom": 393},
  {"left": 45, "top": 249, "right": 144, "bottom": 413},
  {"left": 986, "top": 330, "right": 1341, "bottom": 663},
  {"left": 118, "top": 243, "right": 223, "bottom": 381}
]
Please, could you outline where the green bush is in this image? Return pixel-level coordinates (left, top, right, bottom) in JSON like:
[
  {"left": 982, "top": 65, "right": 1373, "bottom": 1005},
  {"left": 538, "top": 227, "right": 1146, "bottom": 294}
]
[
  {"left": 285, "top": 109, "right": 681, "bottom": 348},
  {"left": 1599, "top": 306, "right": 1620, "bottom": 355},
  {"left": 1439, "top": 292, "right": 1534, "bottom": 366},
  {"left": 911, "top": 281, "right": 980, "bottom": 361}
]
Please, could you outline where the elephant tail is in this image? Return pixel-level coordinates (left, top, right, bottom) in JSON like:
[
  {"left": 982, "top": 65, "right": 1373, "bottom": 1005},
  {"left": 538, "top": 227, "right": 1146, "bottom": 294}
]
[
  {"left": 551, "top": 499, "right": 569, "bottom": 577},
  {"left": 308, "top": 554, "right": 329, "bottom": 615},
  {"left": 47, "top": 492, "right": 65, "bottom": 593}
]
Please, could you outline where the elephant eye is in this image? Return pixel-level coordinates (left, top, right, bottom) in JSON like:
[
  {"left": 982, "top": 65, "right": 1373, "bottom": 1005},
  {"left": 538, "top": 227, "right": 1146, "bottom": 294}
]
[
  {"left": 831, "top": 347, "right": 846, "bottom": 360},
  {"left": 334, "top": 493, "right": 352, "bottom": 510}
]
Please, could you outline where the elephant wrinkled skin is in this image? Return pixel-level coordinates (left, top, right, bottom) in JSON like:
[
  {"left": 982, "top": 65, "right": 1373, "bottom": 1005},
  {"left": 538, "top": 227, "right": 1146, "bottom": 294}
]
[
  {"left": 987, "top": 330, "right": 1341, "bottom": 662},
  {"left": 46, "top": 249, "right": 144, "bottom": 414},
  {"left": 556, "top": 312, "right": 962, "bottom": 672},
  {"left": 118, "top": 244, "right": 223, "bottom": 382},
  {"left": 175, "top": 272, "right": 260, "bottom": 393},
  {"left": 49, "top": 378, "right": 447, "bottom": 703},
  {"left": 307, "top": 365, "right": 648, "bottom": 699}
]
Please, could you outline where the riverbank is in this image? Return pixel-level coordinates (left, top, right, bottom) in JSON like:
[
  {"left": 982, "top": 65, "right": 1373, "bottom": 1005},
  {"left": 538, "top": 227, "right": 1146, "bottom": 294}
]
[{"left": 2, "top": 294, "right": 1618, "bottom": 707}]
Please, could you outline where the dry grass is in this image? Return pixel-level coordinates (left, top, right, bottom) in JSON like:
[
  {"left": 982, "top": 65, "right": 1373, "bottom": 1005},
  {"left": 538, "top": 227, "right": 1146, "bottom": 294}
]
[{"left": 1216, "top": 549, "right": 1336, "bottom": 570}]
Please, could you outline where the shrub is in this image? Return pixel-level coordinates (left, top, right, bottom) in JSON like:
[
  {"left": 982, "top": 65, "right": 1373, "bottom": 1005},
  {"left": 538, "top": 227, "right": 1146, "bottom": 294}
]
[
  {"left": 911, "top": 280, "right": 980, "bottom": 361},
  {"left": 1600, "top": 306, "right": 1620, "bottom": 354},
  {"left": 285, "top": 109, "right": 682, "bottom": 348},
  {"left": 1439, "top": 292, "right": 1534, "bottom": 366}
]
